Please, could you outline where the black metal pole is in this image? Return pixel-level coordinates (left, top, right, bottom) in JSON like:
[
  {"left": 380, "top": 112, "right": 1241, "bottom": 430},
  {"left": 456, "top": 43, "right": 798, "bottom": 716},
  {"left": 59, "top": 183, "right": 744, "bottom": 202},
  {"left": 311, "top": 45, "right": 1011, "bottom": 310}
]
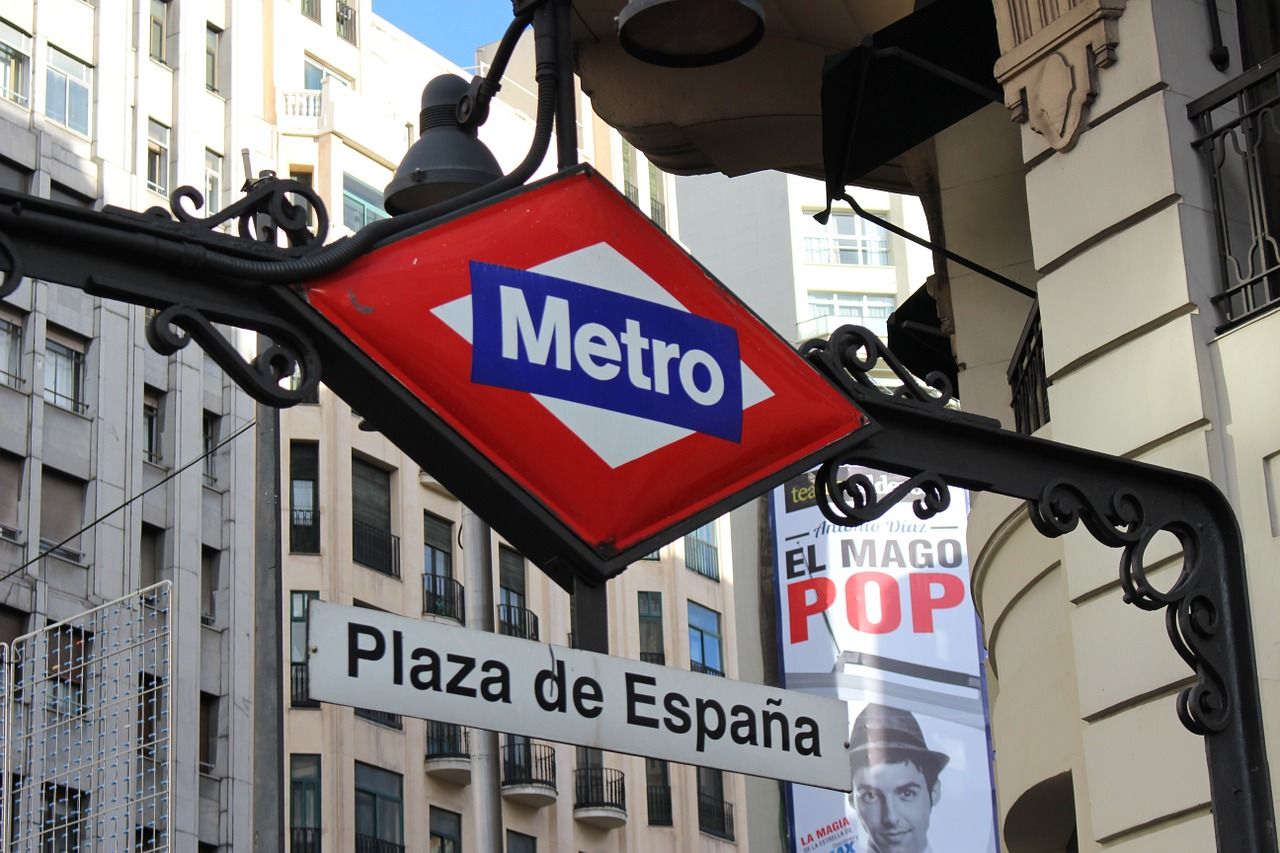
[{"left": 553, "top": 0, "right": 579, "bottom": 169}]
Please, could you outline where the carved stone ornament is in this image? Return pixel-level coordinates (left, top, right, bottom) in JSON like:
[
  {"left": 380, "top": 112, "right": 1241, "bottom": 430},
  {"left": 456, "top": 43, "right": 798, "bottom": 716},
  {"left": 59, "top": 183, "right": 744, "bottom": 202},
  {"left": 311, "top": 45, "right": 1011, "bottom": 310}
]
[{"left": 991, "top": 0, "right": 1126, "bottom": 151}]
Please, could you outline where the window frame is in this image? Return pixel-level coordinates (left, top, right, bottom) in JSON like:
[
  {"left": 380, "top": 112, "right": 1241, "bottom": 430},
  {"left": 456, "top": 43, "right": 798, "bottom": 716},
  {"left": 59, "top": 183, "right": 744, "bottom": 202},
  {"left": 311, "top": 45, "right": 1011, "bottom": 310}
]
[
  {"left": 146, "top": 119, "right": 170, "bottom": 196},
  {"left": 803, "top": 208, "right": 892, "bottom": 266},
  {"left": 354, "top": 761, "right": 404, "bottom": 848},
  {"left": 204, "top": 25, "right": 221, "bottom": 92},
  {"left": 0, "top": 313, "right": 22, "bottom": 387},
  {"left": 341, "top": 174, "right": 388, "bottom": 231},
  {"left": 43, "top": 337, "right": 85, "bottom": 413},
  {"left": 430, "top": 807, "right": 462, "bottom": 853},
  {"left": 687, "top": 601, "right": 724, "bottom": 676},
  {"left": 0, "top": 19, "right": 31, "bottom": 107},
  {"left": 204, "top": 149, "right": 223, "bottom": 214},
  {"left": 44, "top": 47, "right": 91, "bottom": 136},
  {"left": 423, "top": 512, "right": 452, "bottom": 579},
  {"left": 149, "top": 0, "right": 171, "bottom": 64},
  {"left": 289, "top": 754, "right": 322, "bottom": 835}
]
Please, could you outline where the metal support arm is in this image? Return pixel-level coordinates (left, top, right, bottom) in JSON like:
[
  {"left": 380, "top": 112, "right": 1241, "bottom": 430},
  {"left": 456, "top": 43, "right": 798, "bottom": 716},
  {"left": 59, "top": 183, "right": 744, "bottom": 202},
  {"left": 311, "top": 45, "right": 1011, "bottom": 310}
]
[{"left": 801, "top": 325, "right": 1276, "bottom": 853}]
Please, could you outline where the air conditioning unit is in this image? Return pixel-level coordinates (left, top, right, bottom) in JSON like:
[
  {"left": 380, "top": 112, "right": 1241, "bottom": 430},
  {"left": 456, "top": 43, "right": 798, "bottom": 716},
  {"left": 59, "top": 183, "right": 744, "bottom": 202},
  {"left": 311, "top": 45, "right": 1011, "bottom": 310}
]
[{"left": 0, "top": 523, "right": 20, "bottom": 544}]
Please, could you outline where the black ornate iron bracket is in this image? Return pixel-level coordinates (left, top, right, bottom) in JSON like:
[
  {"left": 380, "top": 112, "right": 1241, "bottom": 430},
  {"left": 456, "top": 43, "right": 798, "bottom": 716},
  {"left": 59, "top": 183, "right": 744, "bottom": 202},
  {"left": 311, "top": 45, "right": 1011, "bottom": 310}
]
[{"left": 802, "top": 325, "right": 1276, "bottom": 853}]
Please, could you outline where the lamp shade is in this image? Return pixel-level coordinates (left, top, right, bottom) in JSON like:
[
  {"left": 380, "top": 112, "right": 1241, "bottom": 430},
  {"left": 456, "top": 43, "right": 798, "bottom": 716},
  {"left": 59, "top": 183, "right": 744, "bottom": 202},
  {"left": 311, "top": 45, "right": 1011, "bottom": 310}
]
[
  {"left": 384, "top": 75, "right": 503, "bottom": 215},
  {"left": 617, "top": 0, "right": 765, "bottom": 67}
]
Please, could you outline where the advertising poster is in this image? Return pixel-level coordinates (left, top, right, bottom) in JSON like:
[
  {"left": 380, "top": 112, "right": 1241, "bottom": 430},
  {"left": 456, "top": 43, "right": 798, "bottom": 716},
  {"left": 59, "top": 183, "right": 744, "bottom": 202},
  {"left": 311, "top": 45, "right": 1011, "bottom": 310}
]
[{"left": 771, "top": 468, "right": 999, "bottom": 853}]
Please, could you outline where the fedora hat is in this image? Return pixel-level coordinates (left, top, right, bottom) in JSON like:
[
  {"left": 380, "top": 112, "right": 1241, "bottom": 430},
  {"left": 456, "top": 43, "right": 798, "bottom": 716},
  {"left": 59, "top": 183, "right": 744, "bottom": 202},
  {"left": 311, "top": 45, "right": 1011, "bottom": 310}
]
[{"left": 849, "top": 703, "right": 950, "bottom": 776}]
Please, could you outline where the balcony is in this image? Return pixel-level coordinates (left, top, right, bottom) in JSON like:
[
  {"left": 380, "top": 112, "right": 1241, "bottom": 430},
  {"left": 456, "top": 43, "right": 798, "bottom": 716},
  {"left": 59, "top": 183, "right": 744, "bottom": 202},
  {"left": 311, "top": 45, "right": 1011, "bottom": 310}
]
[
  {"left": 574, "top": 767, "right": 627, "bottom": 829},
  {"left": 291, "top": 827, "right": 320, "bottom": 853},
  {"left": 640, "top": 651, "right": 666, "bottom": 666},
  {"left": 698, "top": 794, "right": 736, "bottom": 841},
  {"left": 291, "top": 663, "right": 318, "bottom": 708},
  {"left": 647, "top": 784, "right": 673, "bottom": 826},
  {"left": 422, "top": 575, "right": 465, "bottom": 624},
  {"left": 497, "top": 604, "right": 539, "bottom": 641},
  {"left": 690, "top": 660, "right": 724, "bottom": 677},
  {"left": 684, "top": 532, "right": 719, "bottom": 581},
  {"left": 1008, "top": 303, "right": 1049, "bottom": 435},
  {"left": 355, "top": 707, "right": 402, "bottom": 729},
  {"left": 425, "top": 721, "right": 471, "bottom": 785},
  {"left": 336, "top": 2, "right": 358, "bottom": 44},
  {"left": 1190, "top": 53, "right": 1280, "bottom": 330},
  {"left": 355, "top": 835, "right": 403, "bottom": 853},
  {"left": 502, "top": 740, "right": 557, "bottom": 807},
  {"left": 353, "top": 520, "right": 400, "bottom": 578},
  {"left": 290, "top": 507, "right": 320, "bottom": 554}
]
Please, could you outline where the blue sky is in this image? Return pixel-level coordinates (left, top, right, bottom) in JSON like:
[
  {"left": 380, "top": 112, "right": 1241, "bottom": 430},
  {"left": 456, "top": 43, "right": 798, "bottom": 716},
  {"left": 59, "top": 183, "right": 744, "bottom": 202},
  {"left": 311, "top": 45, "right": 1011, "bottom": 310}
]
[{"left": 372, "top": 0, "right": 517, "bottom": 69}]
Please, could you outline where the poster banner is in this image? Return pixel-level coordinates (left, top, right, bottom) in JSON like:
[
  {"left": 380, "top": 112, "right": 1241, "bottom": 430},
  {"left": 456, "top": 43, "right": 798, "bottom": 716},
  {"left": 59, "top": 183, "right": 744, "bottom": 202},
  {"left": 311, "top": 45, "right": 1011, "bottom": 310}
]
[{"left": 771, "top": 468, "right": 999, "bottom": 853}]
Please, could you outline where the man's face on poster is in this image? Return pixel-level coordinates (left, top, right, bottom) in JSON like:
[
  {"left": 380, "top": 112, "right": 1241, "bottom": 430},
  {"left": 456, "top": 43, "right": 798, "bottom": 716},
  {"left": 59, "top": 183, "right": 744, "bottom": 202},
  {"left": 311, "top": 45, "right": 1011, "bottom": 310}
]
[{"left": 852, "top": 759, "right": 939, "bottom": 853}]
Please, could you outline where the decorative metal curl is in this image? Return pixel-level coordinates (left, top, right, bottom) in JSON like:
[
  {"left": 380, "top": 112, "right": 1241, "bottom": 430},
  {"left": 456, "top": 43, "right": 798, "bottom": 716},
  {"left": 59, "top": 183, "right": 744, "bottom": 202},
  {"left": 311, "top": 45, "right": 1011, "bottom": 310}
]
[
  {"left": 146, "top": 305, "right": 321, "bottom": 406},
  {"left": 1027, "top": 480, "right": 1144, "bottom": 547},
  {"left": 0, "top": 229, "right": 23, "bottom": 299},
  {"left": 1168, "top": 594, "right": 1230, "bottom": 734},
  {"left": 814, "top": 460, "right": 951, "bottom": 528},
  {"left": 155, "top": 176, "right": 329, "bottom": 253},
  {"left": 801, "top": 324, "right": 955, "bottom": 408}
]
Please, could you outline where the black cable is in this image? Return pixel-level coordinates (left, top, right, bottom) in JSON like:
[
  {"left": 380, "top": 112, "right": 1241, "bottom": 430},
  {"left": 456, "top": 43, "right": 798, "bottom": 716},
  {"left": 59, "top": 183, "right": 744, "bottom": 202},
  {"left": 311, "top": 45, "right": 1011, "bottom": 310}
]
[{"left": 3, "top": 418, "right": 257, "bottom": 583}]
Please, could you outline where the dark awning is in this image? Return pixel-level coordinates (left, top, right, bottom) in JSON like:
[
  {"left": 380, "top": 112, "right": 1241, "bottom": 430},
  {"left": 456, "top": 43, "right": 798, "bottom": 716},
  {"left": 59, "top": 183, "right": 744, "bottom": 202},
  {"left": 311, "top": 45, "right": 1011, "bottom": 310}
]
[
  {"left": 821, "top": 0, "right": 1003, "bottom": 200},
  {"left": 886, "top": 283, "right": 959, "bottom": 395}
]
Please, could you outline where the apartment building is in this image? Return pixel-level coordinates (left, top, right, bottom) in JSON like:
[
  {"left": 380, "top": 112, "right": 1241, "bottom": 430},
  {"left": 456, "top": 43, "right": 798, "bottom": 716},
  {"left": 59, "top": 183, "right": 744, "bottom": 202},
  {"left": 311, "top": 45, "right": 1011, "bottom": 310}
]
[{"left": 0, "top": 0, "right": 266, "bottom": 848}]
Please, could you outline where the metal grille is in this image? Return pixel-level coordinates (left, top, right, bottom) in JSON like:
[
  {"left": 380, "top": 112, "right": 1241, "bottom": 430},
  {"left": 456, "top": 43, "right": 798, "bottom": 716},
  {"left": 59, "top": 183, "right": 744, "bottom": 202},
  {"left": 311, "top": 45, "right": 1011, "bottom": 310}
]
[
  {"left": 1008, "top": 303, "right": 1050, "bottom": 435},
  {"left": 4, "top": 583, "right": 173, "bottom": 852}
]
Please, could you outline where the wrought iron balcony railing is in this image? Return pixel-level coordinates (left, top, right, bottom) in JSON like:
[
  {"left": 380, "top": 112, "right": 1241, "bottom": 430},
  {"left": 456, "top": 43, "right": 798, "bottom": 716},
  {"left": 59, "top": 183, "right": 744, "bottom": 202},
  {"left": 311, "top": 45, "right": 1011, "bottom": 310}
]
[
  {"left": 355, "top": 706, "right": 402, "bottom": 729},
  {"left": 647, "top": 784, "right": 673, "bottom": 826},
  {"left": 354, "top": 834, "right": 403, "bottom": 853},
  {"left": 1008, "top": 302, "right": 1049, "bottom": 435},
  {"left": 502, "top": 740, "right": 556, "bottom": 788},
  {"left": 426, "top": 721, "right": 470, "bottom": 759},
  {"left": 698, "top": 794, "right": 735, "bottom": 840},
  {"left": 290, "top": 507, "right": 320, "bottom": 554},
  {"left": 684, "top": 534, "right": 719, "bottom": 581},
  {"left": 291, "top": 826, "right": 320, "bottom": 853},
  {"left": 497, "top": 604, "right": 539, "bottom": 641},
  {"left": 422, "top": 575, "right": 465, "bottom": 623},
  {"left": 1190, "top": 52, "right": 1280, "bottom": 330},
  {"left": 353, "top": 519, "right": 400, "bottom": 577},
  {"left": 640, "top": 651, "right": 665, "bottom": 666},
  {"left": 690, "top": 660, "right": 724, "bottom": 677},
  {"left": 575, "top": 766, "right": 626, "bottom": 811},
  {"left": 291, "top": 663, "right": 318, "bottom": 708},
  {"left": 336, "top": 2, "right": 358, "bottom": 44}
]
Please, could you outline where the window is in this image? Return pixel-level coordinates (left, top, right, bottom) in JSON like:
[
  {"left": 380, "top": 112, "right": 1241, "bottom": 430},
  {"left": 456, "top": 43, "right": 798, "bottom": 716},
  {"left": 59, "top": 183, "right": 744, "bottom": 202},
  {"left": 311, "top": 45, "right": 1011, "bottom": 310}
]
[
  {"left": 697, "top": 767, "right": 734, "bottom": 839},
  {"left": 648, "top": 162, "right": 667, "bottom": 229},
  {"left": 805, "top": 291, "right": 896, "bottom": 339},
  {"left": 638, "top": 591, "right": 665, "bottom": 665},
  {"left": 149, "top": 0, "right": 170, "bottom": 63},
  {"left": 290, "top": 442, "right": 319, "bottom": 553},
  {"left": 688, "top": 602, "right": 723, "bottom": 676},
  {"left": 290, "top": 754, "right": 321, "bottom": 853},
  {"left": 429, "top": 807, "right": 461, "bottom": 853},
  {"left": 140, "top": 523, "right": 162, "bottom": 588},
  {"left": 804, "top": 209, "right": 891, "bottom": 266},
  {"left": 44, "top": 48, "right": 90, "bottom": 135},
  {"left": 146, "top": 120, "right": 170, "bottom": 195},
  {"left": 621, "top": 140, "right": 639, "bottom": 205},
  {"left": 46, "top": 625, "right": 91, "bottom": 717},
  {"left": 0, "top": 19, "right": 31, "bottom": 106},
  {"left": 507, "top": 830, "right": 536, "bottom": 853},
  {"left": 204, "top": 150, "right": 223, "bottom": 214},
  {"left": 137, "top": 671, "right": 163, "bottom": 758},
  {"left": 0, "top": 313, "right": 21, "bottom": 387},
  {"left": 205, "top": 25, "right": 221, "bottom": 92},
  {"left": 423, "top": 512, "right": 452, "bottom": 578},
  {"left": 44, "top": 332, "right": 85, "bottom": 413},
  {"left": 42, "top": 783, "right": 86, "bottom": 852},
  {"left": 342, "top": 174, "right": 388, "bottom": 231},
  {"left": 498, "top": 545, "right": 537, "bottom": 640},
  {"left": 352, "top": 456, "right": 398, "bottom": 576},
  {"left": 202, "top": 411, "right": 220, "bottom": 485},
  {"left": 39, "top": 468, "right": 85, "bottom": 561},
  {"left": 303, "top": 58, "right": 350, "bottom": 92},
  {"left": 142, "top": 388, "right": 162, "bottom": 463},
  {"left": 201, "top": 547, "right": 220, "bottom": 626},
  {"left": 336, "top": 1, "right": 357, "bottom": 44},
  {"left": 646, "top": 758, "right": 672, "bottom": 826},
  {"left": 354, "top": 762, "right": 403, "bottom": 852},
  {"left": 199, "top": 692, "right": 218, "bottom": 773},
  {"left": 290, "top": 591, "right": 319, "bottom": 707},
  {"left": 289, "top": 169, "right": 316, "bottom": 228},
  {"left": 0, "top": 450, "right": 21, "bottom": 538},
  {"left": 684, "top": 521, "right": 719, "bottom": 581},
  {"left": 301, "top": 0, "right": 320, "bottom": 23}
]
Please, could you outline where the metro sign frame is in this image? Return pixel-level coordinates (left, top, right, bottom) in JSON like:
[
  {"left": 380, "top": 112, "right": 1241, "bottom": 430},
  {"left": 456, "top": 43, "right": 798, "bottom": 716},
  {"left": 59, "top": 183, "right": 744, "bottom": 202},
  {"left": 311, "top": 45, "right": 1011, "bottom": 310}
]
[{"left": 302, "top": 165, "right": 875, "bottom": 586}]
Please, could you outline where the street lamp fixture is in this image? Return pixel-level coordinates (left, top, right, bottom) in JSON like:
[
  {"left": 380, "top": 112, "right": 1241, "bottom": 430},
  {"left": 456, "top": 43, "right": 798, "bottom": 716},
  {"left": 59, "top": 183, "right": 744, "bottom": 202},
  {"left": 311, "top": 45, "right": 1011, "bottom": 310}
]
[{"left": 617, "top": 0, "right": 765, "bottom": 67}]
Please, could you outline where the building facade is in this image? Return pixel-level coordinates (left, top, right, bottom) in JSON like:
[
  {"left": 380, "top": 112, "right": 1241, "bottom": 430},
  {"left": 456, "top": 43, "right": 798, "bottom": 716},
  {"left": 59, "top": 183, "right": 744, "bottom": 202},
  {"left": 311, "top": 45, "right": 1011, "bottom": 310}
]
[{"left": 0, "top": 0, "right": 266, "bottom": 848}]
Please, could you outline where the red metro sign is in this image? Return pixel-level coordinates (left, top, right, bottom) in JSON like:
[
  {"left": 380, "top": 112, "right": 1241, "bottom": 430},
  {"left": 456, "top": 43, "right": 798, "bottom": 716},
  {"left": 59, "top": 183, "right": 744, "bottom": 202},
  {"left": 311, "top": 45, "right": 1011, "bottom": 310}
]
[{"left": 305, "top": 167, "right": 872, "bottom": 584}]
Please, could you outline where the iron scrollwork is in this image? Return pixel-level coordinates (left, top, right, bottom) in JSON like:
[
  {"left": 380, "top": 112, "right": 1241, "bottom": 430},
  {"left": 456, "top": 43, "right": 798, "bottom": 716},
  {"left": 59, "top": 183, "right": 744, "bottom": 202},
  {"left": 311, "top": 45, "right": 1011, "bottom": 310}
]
[{"left": 150, "top": 174, "right": 330, "bottom": 253}]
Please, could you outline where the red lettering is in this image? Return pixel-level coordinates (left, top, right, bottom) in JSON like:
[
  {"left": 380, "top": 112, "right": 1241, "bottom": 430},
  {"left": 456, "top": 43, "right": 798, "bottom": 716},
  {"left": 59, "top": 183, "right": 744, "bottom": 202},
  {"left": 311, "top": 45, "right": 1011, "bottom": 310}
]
[
  {"left": 909, "top": 572, "right": 965, "bottom": 633},
  {"left": 846, "top": 572, "right": 900, "bottom": 634},
  {"left": 787, "top": 577, "right": 836, "bottom": 643}
]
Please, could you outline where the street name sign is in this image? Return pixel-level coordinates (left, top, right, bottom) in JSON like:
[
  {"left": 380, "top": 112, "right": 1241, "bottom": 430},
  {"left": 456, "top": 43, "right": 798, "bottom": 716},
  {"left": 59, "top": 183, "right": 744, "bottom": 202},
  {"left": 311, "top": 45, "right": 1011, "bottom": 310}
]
[
  {"left": 307, "top": 601, "right": 854, "bottom": 791},
  {"left": 304, "top": 166, "right": 872, "bottom": 585}
]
